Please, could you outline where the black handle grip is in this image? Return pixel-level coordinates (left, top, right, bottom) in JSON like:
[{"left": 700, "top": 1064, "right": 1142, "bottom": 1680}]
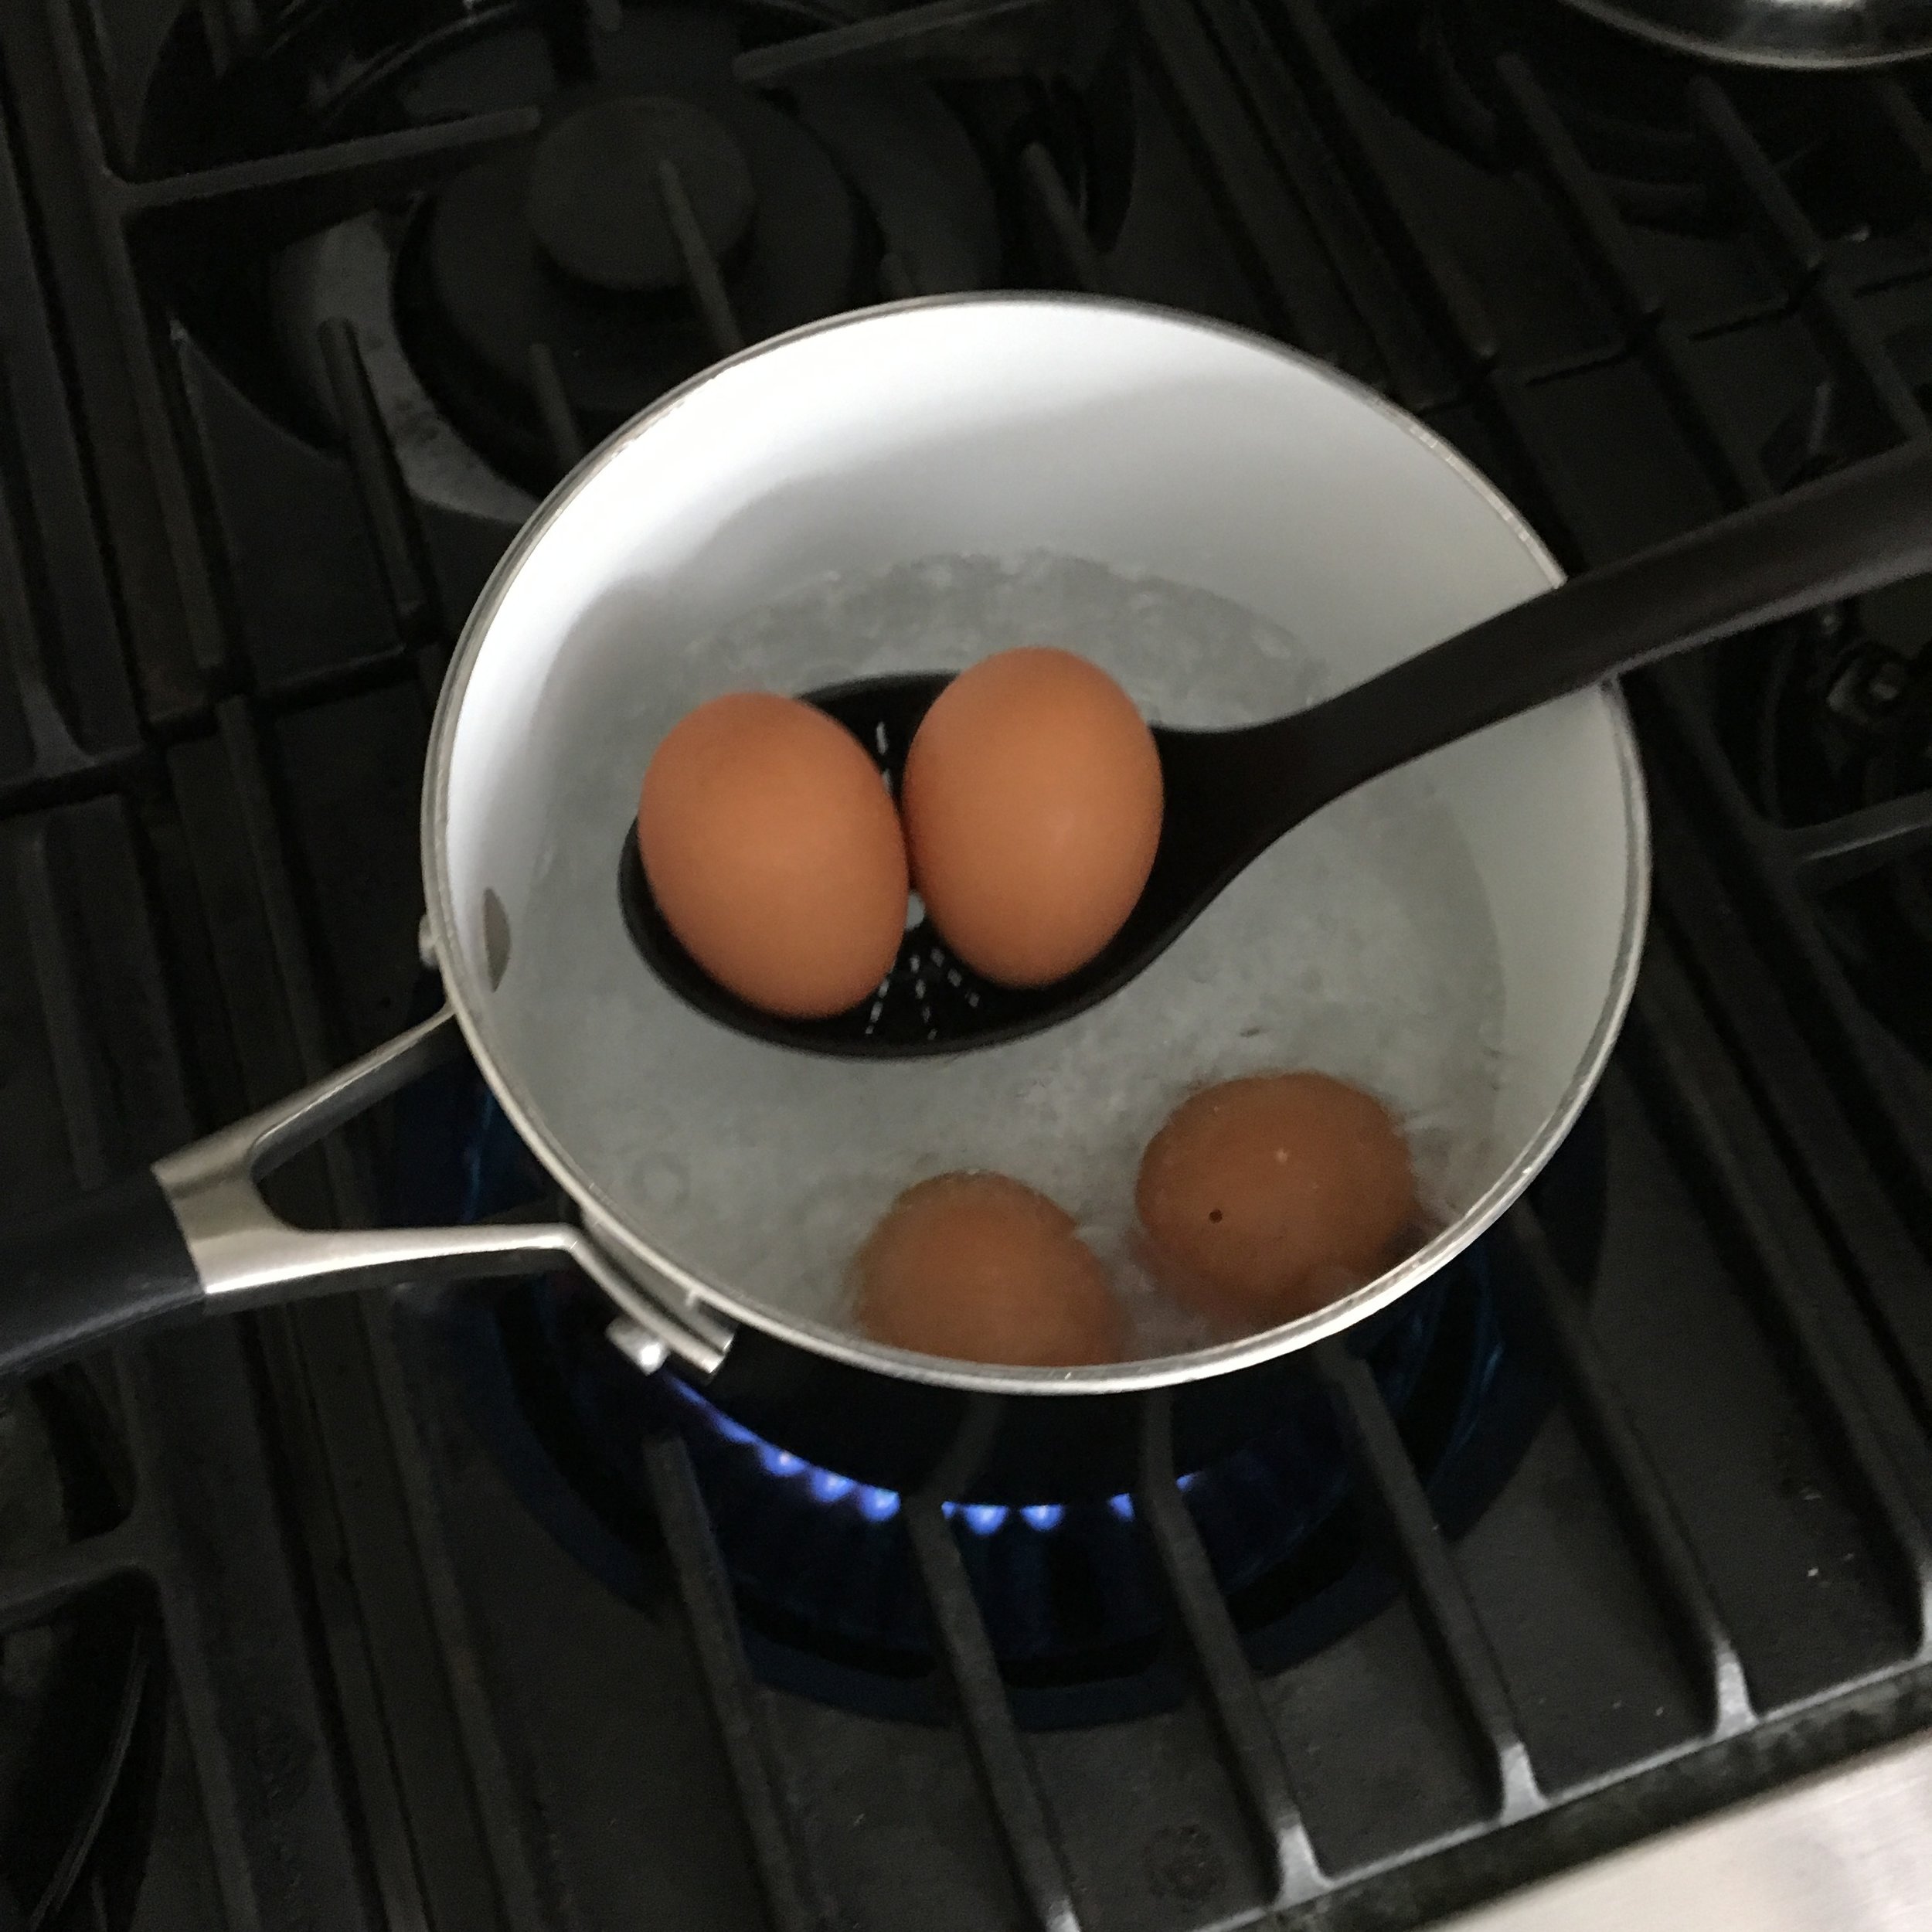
[
  {"left": 1277, "top": 435, "right": 1932, "bottom": 808},
  {"left": 0, "top": 1168, "right": 204, "bottom": 1380}
]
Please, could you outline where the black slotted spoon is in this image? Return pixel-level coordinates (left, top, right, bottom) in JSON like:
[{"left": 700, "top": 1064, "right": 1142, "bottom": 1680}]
[{"left": 621, "top": 437, "right": 1932, "bottom": 1057}]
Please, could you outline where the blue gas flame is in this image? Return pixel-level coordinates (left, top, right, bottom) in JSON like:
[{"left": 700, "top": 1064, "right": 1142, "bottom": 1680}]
[{"left": 668, "top": 1379, "right": 1132, "bottom": 1532}]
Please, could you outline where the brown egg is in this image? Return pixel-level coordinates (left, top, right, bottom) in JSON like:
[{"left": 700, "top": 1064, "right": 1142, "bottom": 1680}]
[
  {"left": 1135, "top": 1073, "right": 1418, "bottom": 1332},
  {"left": 853, "top": 1172, "right": 1125, "bottom": 1368},
  {"left": 901, "top": 647, "right": 1163, "bottom": 986},
  {"left": 638, "top": 692, "right": 907, "bottom": 1019}
]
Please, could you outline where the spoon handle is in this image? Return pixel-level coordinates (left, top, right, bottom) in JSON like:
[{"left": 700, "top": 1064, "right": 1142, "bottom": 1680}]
[{"left": 1262, "top": 436, "right": 1932, "bottom": 811}]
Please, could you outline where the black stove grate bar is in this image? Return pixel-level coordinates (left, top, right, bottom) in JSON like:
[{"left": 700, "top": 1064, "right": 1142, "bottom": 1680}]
[
  {"left": 1136, "top": 1403, "right": 1327, "bottom": 1906},
  {"left": 1645, "top": 668, "right": 1932, "bottom": 1213},
  {"left": 414, "top": 640, "right": 449, "bottom": 706},
  {"left": 527, "top": 0, "right": 618, "bottom": 83},
  {"left": 1132, "top": 0, "right": 1359, "bottom": 365},
  {"left": 880, "top": 249, "right": 920, "bottom": 299},
  {"left": 1692, "top": 83, "right": 1928, "bottom": 446},
  {"left": 1629, "top": 957, "right": 1932, "bottom": 1654},
  {"left": 197, "top": 0, "right": 264, "bottom": 77},
  {"left": 40, "top": 1618, "right": 155, "bottom": 1927},
  {"left": 1866, "top": 78, "right": 1932, "bottom": 195},
  {"left": 733, "top": 0, "right": 1064, "bottom": 87},
  {"left": 657, "top": 158, "right": 746, "bottom": 357},
  {"left": 1645, "top": 767, "right": 1932, "bottom": 1434},
  {"left": 12, "top": 798, "right": 196, "bottom": 1178},
  {"left": 212, "top": 699, "right": 364, "bottom": 1196},
  {"left": 120, "top": 107, "right": 540, "bottom": 257},
  {"left": 0, "top": 429, "right": 107, "bottom": 796},
  {"left": 1187, "top": 0, "right": 1453, "bottom": 407},
  {"left": 0, "top": 1519, "right": 148, "bottom": 1631},
  {"left": 1, "top": 2, "right": 223, "bottom": 703},
  {"left": 191, "top": 693, "right": 481, "bottom": 1913},
  {"left": 1630, "top": 303, "right": 1771, "bottom": 502},
  {"left": 0, "top": 111, "right": 141, "bottom": 807},
  {"left": 1316, "top": 1342, "right": 1545, "bottom": 1823},
  {"left": 1810, "top": 271, "right": 1926, "bottom": 442},
  {"left": 1477, "top": 365, "right": 1616, "bottom": 549},
  {"left": 223, "top": 624, "right": 447, "bottom": 716},
  {"left": 0, "top": 1495, "right": 182, "bottom": 1926},
  {"left": 1225, "top": 0, "right": 1634, "bottom": 555},
  {"left": 906, "top": 1495, "right": 1085, "bottom": 1932},
  {"left": 0, "top": 772, "right": 401, "bottom": 1923},
  {"left": 1490, "top": 59, "right": 1772, "bottom": 503},
  {"left": 16, "top": 823, "right": 128, "bottom": 1188},
  {"left": 1495, "top": 60, "right": 1657, "bottom": 331},
  {"left": 1501, "top": 1208, "right": 1756, "bottom": 1736},
  {"left": 318, "top": 319, "right": 444, "bottom": 650},
  {"left": 527, "top": 340, "right": 587, "bottom": 478},
  {"left": 641, "top": 1433, "right": 835, "bottom": 1932},
  {"left": 1760, "top": 377, "right": 1838, "bottom": 492},
  {"left": 1264, "top": 0, "right": 1500, "bottom": 371},
  {"left": 1689, "top": 83, "right": 1826, "bottom": 287},
  {"left": 1786, "top": 794, "right": 1932, "bottom": 888},
  {"left": 1019, "top": 143, "right": 1107, "bottom": 294},
  {"left": 172, "top": 698, "right": 553, "bottom": 1929}
]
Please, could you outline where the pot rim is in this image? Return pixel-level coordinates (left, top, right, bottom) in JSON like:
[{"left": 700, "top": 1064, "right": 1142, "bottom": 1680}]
[{"left": 421, "top": 292, "right": 1651, "bottom": 1396}]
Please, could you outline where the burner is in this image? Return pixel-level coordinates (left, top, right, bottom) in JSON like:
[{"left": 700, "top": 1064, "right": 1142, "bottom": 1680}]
[
  {"left": 396, "top": 1008, "right": 1605, "bottom": 1716},
  {"left": 524, "top": 97, "right": 757, "bottom": 294},
  {"left": 392, "top": 15, "right": 870, "bottom": 488},
  {"left": 512, "top": 1263, "right": 1460, "bottom": 1672},
  {"left": 131, "top": 0, "right": 1134, "bottom": 511},
  {"left": 1335, "top": 0, "right": 1861, "bottom": 230},
  {"left": 0, "top": 1379, "right": 162, "bottom": 1930}
]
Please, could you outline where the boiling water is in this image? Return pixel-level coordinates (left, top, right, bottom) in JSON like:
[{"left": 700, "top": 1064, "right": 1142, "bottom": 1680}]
[{"left": 495, "top": 553, "right": 1505, "bottom": 1357}]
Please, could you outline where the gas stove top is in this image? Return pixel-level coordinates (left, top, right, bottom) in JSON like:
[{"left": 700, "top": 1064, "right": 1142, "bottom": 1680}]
[{"left": 3, "top": 1, "right": 1932, "bottom": 1927}]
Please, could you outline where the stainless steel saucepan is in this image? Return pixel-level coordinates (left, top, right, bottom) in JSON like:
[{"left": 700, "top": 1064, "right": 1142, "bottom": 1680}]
[{"left": 0, "top": 297, "right": 1650, "bottom": 1498}]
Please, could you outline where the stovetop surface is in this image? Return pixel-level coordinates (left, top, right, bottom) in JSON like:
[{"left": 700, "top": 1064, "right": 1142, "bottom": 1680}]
[{"left": 4, "top": 1, "right": 1932, "bottom": 1927}]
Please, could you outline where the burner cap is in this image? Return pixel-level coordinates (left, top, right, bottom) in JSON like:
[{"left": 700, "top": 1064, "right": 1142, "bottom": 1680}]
[
  {"left": 398, "top": 70, "right": 863, "bottom": 487},
  {"left": 527, "top": 97, "right": 757, "bottom": 294}
]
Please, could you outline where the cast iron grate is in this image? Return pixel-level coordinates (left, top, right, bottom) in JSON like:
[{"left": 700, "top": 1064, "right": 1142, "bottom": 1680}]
[{"left": 7, "top": 0, "right": 1932, "bottom": 1927}]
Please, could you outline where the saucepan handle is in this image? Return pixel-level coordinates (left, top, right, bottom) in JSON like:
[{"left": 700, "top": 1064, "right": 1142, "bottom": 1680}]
[
  {"left": 0, "top": 1009, "right": 733, "bottom": 1383},
  {"left": 0, "top": 1169, "right": 202, "bottom": 1374}
]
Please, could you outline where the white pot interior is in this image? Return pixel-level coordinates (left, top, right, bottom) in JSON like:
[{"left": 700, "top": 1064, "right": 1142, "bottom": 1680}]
[{"left": 427, "top": 297, "right": 1645, "bottom": 1385}]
